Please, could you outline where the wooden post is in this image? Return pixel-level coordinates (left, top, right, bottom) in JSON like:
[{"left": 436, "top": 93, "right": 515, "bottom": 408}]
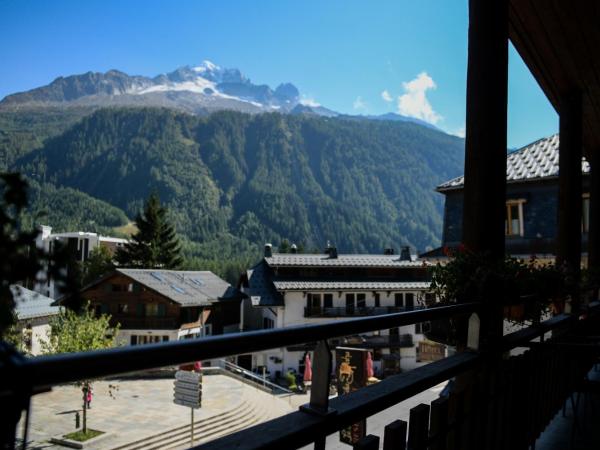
[
  {"left": 429, "top": 397, "right": 449, "bottom": 450},
  {"left": 462, "top": 0, "right": 508, "bottom": 260},
  {"left": 353, "top": 435, "right": 379, "bottom": 450},
  {"left": 588, "top": 149, "right": 600, "bottom": 301},
  {"left": 408, "top": 403, "right": 430, "bottom": 450},
  {"left": 383, "top": 420, "right": 407, "bottom": 450},
  {"left": 557, "top": 92, "right": 583, "bottom": 302}
]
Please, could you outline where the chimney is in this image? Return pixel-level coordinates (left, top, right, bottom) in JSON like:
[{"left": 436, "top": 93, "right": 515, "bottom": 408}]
[
  {"left": 328, "top": 247, "right": 338, "bottom": 259},
  {"left": 264, "top": 243, "right": 273, "bottom": 258},
  {"left": 290, "top": 244, "right": 298, "bottom": 254},
  {"left": 400, "top": 246, "right": 411, "bottom": 261},
  {"left": 384, "top": 248, "right": 395, "bottom": 255}
]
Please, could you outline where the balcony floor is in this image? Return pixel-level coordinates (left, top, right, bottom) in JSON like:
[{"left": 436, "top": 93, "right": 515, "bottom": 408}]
[{"left": 537, "top": 366, "right": 600, "bottom": 450}]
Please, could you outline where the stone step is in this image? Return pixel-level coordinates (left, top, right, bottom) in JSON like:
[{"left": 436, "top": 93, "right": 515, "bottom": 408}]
[{"left": 109, "top": 400, "right": 253, "bottom": 450}]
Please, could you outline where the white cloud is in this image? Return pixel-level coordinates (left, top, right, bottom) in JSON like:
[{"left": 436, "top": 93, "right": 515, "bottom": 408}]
[
  {"left": 397, "top": 72, "right": 442, "bottom": 125},
  {"left": 300, "top": 96, "right": 321, "bottom": 107},
  {"left": 353, "top": 96, "right": 367, "bottom": 111},
  {"left": 381, "top": 90, "right": 393, "bottom": 102}
]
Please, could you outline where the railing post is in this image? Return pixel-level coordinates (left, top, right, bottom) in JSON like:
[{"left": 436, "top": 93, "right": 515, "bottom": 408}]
[{"left": 299, "top": 340, "right": 336, "bottom": 449}]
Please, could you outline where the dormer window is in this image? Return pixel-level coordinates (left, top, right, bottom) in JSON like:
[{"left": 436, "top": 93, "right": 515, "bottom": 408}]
[{"left": 505, "top": 199, "right": 525, "bottom": 237}]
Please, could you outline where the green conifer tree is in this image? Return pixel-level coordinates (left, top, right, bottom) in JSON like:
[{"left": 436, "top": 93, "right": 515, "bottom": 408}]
[{"left": 116, "top": 194, "right": 183, "bottom": 269}]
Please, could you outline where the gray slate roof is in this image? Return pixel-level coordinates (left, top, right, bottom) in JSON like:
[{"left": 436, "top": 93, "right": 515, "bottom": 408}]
[
  {"left": 437, "top": 134, "right": 590, "bottom": 191},
  {"left": 117, "top": 269, "right": 240, "bottom": 307},
  {"left": 242, "top": 263, "right": 284, "bottom": 307},
  {"left": 272, "top": 280, "right": 431, "bottom": 290},
  {"left": 265, "top": 254, "right": 430, "bottom": 268},
  {"left": 11, "top": 285, "right": 61, "bottom": 320}
]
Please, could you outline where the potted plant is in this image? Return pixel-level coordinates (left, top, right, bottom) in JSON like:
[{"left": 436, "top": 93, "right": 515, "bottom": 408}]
[{"left": 427, "top": 247, "right": 566, "bottom": 345}]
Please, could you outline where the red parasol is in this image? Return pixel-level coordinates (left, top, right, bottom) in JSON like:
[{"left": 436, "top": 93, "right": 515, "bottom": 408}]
[
  {"left": 366, "top": 351, "right": 374, "bottom": 378},
  {"left": 193, "top": 361, "right": 202, "bottom": 372},
  {"left": 303, "top": 353, "right": 313, "bottom": 382}
]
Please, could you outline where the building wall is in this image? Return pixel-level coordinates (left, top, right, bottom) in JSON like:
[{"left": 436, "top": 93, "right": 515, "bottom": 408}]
[
  {"left": 83, "top": 273, "right": 184, "bottom": 330},
  {"left": 262, "top": 290, "right": 430, "bottom": 376},
  {"left": 116, "top": 329, "right": 179, "bottom": 346},
  {"left": 442, "top": 179, "right": 590, "bottom": 256}
]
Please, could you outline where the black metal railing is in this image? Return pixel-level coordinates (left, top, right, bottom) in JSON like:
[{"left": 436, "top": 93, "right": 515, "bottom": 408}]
[
  {"left": 0, "top": 303, "right": 476, "bottom": 393},
  {"left": 2, "top": 301, "right": 599, "bottom": 450},
  {"left": 304, "top": 305, "right": 424, "bottom": 318}
]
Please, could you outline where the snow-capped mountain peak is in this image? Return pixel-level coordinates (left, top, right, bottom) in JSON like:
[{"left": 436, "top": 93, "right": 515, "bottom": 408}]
[{"left": 193, "top": 60, "right": 220, "bottom": 73}]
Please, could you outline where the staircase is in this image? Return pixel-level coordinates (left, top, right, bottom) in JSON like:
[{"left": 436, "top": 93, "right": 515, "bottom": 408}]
[{"left": 108, "top": 398, "right": 270, "bottom": 450}]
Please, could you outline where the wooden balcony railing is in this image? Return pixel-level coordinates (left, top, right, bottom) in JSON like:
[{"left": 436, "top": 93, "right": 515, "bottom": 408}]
[
  {"left": 1, "top": 301, "right": 599, "bottom": 450},
  {"left": 111, "top": 316, "right": 179, "bottom": 330}
]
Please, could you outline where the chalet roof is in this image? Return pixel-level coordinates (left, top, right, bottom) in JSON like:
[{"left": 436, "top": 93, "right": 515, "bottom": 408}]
[
  {"left": 437, "top": 134, "right": 590, "bottom": 192},
  {"left": 10, "top": 285, "right": 61, "bottom": 320},
  {"left": 264, "top": 253, "right": 430, "bottom": 269},
  {"left": 242, "top": 262, "right": 284, "bottom": 307},
  {"left": 272, "top": 280, "right": 431, "bottom": 291},
  {"left": 116, "top": 269, "right": 241, "bottom": 307}
]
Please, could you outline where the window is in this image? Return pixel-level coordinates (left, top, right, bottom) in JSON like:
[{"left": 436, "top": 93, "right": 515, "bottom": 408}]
[
  {"left": 147, "top": 304, "right": 158, "bottom": 316},
  {"left": 346, "top": 293, "right": 355, "bottom": 312},
  {"left": 394, "top": 293, "right": 404, "bottom": 307},
  {"left": 323, "top": 294, "right": 333, "bottom": 308},
  {"left": 505, "top": 200, "right": 525, "bottom": 236},
  {"left": 130, "top": 335, "right": 138, "bottom": 345},
  {"left": 310, "top": 293, "right": 321, "bottom": 308},
  {"left": 374, "top": 293, "right": 380, "bottom": 307},
  {"left": 263, "top": 317, "right": 275, "bottom": 329},
  {"left": 307, "top": 293, "right": 322, "bottom": 312},
  {"left": 415, "top": 322, "right": 431, "bottom": 334},
  {"left": 356, "top": 293, "right": 366, "bottom": 308},
  {"left": 118, "top": 304, "right": 128, "bottom": 314},
  {"left": 162, "top": 336, "right": 169, "bottom": 342},
  {"left": 136, "top": 303, "right": 145, "bottom": 317},
  {"left": 405, "top": 293, "right": 414, "bottom": 310},
  {"left": 583, "top": 194, "right": 590, "bottom": 233}
]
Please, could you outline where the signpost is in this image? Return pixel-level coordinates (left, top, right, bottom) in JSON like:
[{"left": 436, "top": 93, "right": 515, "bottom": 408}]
[
  {"left": 336, "top": 347, "right": 368, "bottom": 446},
  {"left": 173, "top": 370, "right": 202, "bottom": 446}
]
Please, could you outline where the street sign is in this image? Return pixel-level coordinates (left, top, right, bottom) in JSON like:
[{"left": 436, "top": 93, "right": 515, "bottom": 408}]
[
  {"left": 174, "top": 398, "right": 201, "bottom": 409},
  {"left": 173, "top": 370, "right": 201, "bottom": 409},
  {"left": 176, "top": 371, "right": 202, "bottom": 382}
]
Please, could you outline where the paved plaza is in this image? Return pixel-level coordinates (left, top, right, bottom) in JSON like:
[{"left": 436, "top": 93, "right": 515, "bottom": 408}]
[{"left": 17, "top": 374, "right": 293, "bottom": 449}]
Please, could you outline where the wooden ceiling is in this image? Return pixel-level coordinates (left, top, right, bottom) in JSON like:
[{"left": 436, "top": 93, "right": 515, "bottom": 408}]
[{"left": 509, "top": 0, "right": 600, "bottom": 156}]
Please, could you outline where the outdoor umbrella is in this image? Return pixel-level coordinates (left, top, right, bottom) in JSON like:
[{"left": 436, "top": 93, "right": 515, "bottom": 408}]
[
  {"left": 366, "top": 351, "right": 374, "bottom": 378},
  {"left": 303, "top": 353, "right": 313, "bottom": 382}
]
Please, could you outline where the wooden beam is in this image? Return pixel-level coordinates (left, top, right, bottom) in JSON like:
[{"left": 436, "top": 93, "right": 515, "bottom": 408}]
[
  {"left": 462, "top": 0, "right": 508, "bottom": 260},
  {"left": 557, "top": 92, "right": 583, "bottom": 283},
  {"left": 588, "top": 149, "right": 600, "bottom": 272}
]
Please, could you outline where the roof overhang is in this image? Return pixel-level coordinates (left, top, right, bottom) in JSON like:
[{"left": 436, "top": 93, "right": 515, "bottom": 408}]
[{"left": 509, "top": 0, "right": 600, "bottom": 155}]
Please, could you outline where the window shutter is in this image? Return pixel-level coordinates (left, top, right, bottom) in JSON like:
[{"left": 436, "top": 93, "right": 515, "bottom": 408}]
[
  {"left": 157, "top": 304, "right": 166, "bottom": 317},
  {"left": 136, "top": 303, "right": 145, "bottom": 317}
]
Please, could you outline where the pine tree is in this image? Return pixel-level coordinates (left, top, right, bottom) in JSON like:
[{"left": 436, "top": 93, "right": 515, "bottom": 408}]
[{"left": 116, "top": 194, "right": 183, "bottom": 269}]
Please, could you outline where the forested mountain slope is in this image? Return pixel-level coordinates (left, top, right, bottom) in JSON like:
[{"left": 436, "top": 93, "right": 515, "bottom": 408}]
[{"left": 12, "top": 107, "right": 464, "bottom": 261}]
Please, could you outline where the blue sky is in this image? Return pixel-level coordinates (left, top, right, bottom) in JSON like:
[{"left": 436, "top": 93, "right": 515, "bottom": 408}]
[{"left": 0, "top": 0, "right": 557, "bottom": 148}]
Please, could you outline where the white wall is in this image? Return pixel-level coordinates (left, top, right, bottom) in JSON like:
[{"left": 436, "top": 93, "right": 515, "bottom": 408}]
[{"left": 116, "top": 329, "right": 179, "bottom": 346}]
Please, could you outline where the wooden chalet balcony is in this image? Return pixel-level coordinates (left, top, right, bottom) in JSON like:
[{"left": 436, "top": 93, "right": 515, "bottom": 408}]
[
  {"left": 304, "top": 305, "right": 424, "bottom": 318},
  {"left": 111, "top": 316, "right": 179, "bottom": 330},
  {"left": 4, "top": 301, "right": 600, "bottom": 449}
]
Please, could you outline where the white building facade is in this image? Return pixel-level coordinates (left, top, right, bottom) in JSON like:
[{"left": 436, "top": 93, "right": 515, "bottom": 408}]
[
  {"left": 34, "top": 225, "right": 128, "bottom": 298},
  {"left": 239, "top": 247, "right": 439, "bottom": 380}
]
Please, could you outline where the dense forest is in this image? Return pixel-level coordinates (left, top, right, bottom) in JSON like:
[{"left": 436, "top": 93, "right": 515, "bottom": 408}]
[{"left": 2, "top": 106, "right": 464, "bottom": 280}]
